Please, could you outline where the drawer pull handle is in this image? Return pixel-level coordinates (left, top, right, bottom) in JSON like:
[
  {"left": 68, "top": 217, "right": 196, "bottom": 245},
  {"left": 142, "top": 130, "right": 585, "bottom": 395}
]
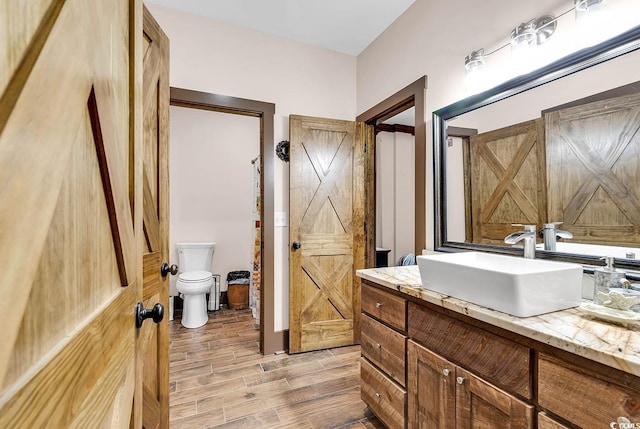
[
  {"left": 456, "top": 377, "right": 465, "bottom": 385},
  {"left": 375, "top": 392, "right": 381, "bottom": 398},
  {"left": 442, "top": 368, "right": 450, "bottom": 376},
  {"left": 376, "top": 343, "right": 382, "bottom": 349},
  {"left": 375, "top": 302, "right": 382, "bottom": 308}
]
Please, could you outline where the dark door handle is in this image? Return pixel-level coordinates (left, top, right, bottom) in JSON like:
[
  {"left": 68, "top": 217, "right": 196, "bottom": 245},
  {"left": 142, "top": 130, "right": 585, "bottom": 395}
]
[
  {"left": 135, "top": 302, "right": 164, "bottom": 328},
  {"left": 161, "top": 263, "right": 178, "bottom": 277},
  {"left": 292, "top": 241, "right": 301, "bottom": 250}
]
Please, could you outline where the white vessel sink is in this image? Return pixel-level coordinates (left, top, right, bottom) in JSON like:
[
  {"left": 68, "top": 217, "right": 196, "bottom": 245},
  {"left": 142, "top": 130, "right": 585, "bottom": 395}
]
[{"left": 416, "top": 252, "right": 583, "bottom": 317}]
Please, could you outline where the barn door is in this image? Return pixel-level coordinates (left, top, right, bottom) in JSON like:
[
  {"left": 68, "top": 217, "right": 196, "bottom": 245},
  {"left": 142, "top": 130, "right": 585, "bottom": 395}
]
[
  {"left": 546, "top": 92, "right": 640, "bottom": 246},
  {"left": 468, "top": 119, "right": 547, "bottom": 244},
  {"left": 288, "top": 115, "right": 368, "bottom": 353},
  {"left": 0, "top": 0, "right": 143, "bottom": 427},
  {"left": 140, "top": 7, "right": 170, "bottom": 429}
]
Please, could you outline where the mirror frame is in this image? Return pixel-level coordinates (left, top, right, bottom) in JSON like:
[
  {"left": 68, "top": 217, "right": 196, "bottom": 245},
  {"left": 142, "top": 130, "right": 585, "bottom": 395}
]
[{"left": 433, "top": 25, "right": 640, "bottom": 270}]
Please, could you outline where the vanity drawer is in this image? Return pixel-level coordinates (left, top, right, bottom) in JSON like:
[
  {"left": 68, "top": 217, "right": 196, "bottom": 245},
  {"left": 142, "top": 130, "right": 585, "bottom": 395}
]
[
  {"left": 408, "top": 302, "right": 531, "bottom": 399},
  {"left": 361, "top": 357, "right": 406, "bottom": 429},
  {"left": 361, "top": 313, "right": 406, "bottom": 387},
  {"left": 362, "top": 283, "right": 407, "bottom": 331},
  {"left": 538, "top": 353, "right": 640, "bottom": 428}
]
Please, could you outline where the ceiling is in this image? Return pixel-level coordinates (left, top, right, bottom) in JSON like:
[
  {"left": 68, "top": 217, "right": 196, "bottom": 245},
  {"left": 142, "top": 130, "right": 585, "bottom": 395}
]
[{"left": 145, "top": 0, "right": 415, "bottom": 55}]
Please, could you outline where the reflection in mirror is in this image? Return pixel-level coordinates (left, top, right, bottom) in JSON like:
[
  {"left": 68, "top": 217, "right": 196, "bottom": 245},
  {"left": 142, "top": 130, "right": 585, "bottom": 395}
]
[
  {"left": 376, "top": 107, "right": 415, "bottom": 266},
  {"left": 435, "top": 26, "right": 640, "bottom": 268}
]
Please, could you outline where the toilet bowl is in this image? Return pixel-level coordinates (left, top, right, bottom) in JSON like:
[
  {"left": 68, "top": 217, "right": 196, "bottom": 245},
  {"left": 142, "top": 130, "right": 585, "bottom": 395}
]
[{"left": 176, "top": 242, "right": 216, "bottom": 328}]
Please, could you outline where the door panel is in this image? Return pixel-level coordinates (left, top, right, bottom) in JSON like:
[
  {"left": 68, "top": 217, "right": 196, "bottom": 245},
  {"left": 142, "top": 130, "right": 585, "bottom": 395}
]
[
  {"left": 456, "top": 367, "right": 534, "bottom": 429},
  {"left": 407, "top": 340, "right": 456, "bottom": 429},
  {"left": 0, "top": 0, "right": 142, "bottom": 427},
  {"left": 468, "top": 119, "right": 546, "bottom": 244},
  {"left": 546, "top": 92, "right": 640, "bottom": 245},
  {"left": 141, "top": 6, "right": 170, "bottom": 429},
  {"left": 289, "top": 115, "right": 367, "bottom": 353}
]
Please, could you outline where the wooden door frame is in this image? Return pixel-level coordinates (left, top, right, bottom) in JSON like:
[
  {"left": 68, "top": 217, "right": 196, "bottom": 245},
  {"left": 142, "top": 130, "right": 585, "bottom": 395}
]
[
  {"left": 169, "top": 87, "right": 282, "bottom": 354},
  {"left": 357, "top": 76, "right": 428, "bottom": 258}
]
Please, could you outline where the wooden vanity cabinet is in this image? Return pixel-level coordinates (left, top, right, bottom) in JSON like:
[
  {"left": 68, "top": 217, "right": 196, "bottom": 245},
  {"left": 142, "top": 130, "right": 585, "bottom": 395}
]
[
  {"left": 361, "top": 279, "right": 640, "bottom": 429},
  {"left": 537, "top": 413, "right": 571, "bottom": 429},
  {"left": 407, "top": 335, "right": 534, "bottom": 429},
  {"left": 360, "top": 282, "right": 408, "bottom": 428},
  {"left": 538, "top": 353, "right": 640, "bottom": 428}
]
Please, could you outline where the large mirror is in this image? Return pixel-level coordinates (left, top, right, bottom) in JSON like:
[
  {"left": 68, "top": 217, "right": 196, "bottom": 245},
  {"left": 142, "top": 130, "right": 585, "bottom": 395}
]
[{"left": 434, "top": 25, "right": 640, "bottom": 269}]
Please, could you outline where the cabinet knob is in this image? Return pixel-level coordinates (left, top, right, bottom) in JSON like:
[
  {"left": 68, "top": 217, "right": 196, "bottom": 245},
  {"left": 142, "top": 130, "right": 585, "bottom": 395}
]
[
  {"left": 375, "top": 302, "right": 382, "bottom": 308},
  {"left": 376, "top": 343, "right": 382, "bottom": 349},
  {"left": 442, "top": 368, "right": 450, "bottom": 376},
  {"left": 375, "top": 392, "right": 381, "bottom": 398},
  {"left": 456, "top": 376, "right": 465, "bottom": 385}
]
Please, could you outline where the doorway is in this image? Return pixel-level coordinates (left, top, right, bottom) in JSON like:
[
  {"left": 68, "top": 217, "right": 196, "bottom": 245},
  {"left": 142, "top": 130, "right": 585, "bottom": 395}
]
[
  {"left": 357, "top": 76, "right": 428, "bottom": 259},
  {"left": 169, "top": 88, "right": 281, "bottom": 354}
]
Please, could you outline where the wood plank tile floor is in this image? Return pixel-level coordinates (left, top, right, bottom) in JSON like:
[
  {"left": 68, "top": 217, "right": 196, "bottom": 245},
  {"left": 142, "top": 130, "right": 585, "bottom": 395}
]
[{"left": 169, "top": 307, "right": 385, "bottom": 429}]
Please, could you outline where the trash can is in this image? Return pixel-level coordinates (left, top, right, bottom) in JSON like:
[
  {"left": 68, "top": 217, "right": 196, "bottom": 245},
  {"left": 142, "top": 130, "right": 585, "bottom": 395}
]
[{"left": 227, "top": 270, "right": 250, "bottom": 309}]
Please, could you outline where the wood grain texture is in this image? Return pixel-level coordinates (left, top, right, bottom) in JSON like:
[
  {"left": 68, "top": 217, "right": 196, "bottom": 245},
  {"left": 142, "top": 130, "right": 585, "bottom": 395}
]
[
  {"left": 456, "top": 366, "right": 534, "bottom": 429},
  {"left": 0, "top": 286, "right": 137, "bottom": 428},
  {"left": 468, "top": 119, "right": 546, "bottom": 245},
  {"left": 546, "top": 92, "right": 640, "bottom": 246},
  {"left": 538, "top": 353, "right": 640, "bottom": 428},
  {"left": 140, "top": 6, "right": 170, "bottom": 428},
  {"left": 407, "top": 340, "right": 455, "bottom": 429},
  {"left": 361, "top": 314, "right": 406, "bottom": 387},
  {"left": 408, "top": 303, "right": 531, "bottom": 399},
  {"left": 0, "top": 0, "right": 142, "bottom": 426},
  {"left": 361, "top": 358, "right": 406, "bottom": 429},
  {"left": 169, "top": 308, "right": 381, "bottom": 428},
  {"left": 537, "top": 413, "right": 571, "bottom": 429},
  {"left": 361, "top": 283, "right": 407, "bottom": 332},
  {"left": 289, "top": 115, "right": 366, "bottom": 353}
]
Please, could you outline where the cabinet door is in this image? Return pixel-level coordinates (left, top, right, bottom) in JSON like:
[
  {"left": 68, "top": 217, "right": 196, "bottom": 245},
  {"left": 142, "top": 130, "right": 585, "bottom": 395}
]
[
  {"left": 408, "top": 341, "right": 456, "bottom": 429},
  {"left": 456, "top": 367, "right": 534, "bottom": 429},
  {"left": 538, "top": 412, "right": 571, "bottom": 429}
]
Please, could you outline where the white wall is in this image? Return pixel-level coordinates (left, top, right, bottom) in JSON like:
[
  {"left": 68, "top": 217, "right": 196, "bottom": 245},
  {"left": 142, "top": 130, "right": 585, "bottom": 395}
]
[
  {"left": 357, "top": 0, "right": 640, "bottom": 250},
  {"left": 169, "top": 106, "right": 259, "bottom": 296},
  {"left": 146, "top": 4, "right": 357, "bottom": 331}
]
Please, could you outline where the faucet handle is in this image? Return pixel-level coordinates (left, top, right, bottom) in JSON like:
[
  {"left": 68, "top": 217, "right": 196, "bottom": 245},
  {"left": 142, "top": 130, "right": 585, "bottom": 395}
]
[
  {"left": 543, "top": 221, "right": 564, "bottom": 228},
  {"left": 511, "top": 223, "right": 536, "bottom": 232}
]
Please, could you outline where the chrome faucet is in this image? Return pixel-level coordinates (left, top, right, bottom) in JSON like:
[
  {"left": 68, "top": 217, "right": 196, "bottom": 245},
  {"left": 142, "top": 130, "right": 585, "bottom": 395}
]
[
  {"left": 504, "top": 224, "right": 537, "bottom": 259},
  {"left": 542, "top": 222, "right": 573, "bottom": 251}
]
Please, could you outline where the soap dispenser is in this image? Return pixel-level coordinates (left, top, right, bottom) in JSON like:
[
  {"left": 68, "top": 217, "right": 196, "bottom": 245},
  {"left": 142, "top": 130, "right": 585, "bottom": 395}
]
[{"left": 593, "top": 256, "right": 626, "bottom": 305}]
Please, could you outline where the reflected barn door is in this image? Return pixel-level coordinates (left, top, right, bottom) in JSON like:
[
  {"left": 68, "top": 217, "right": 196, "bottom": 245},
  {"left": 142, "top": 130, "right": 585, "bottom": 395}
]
[
  {"left": 289, "top": 115, "right": 367, "bottom": 353},
  {"left": 546, "top": 93, "right": 640, "bottom": 246},
  {"left": 0, "top": 0, "right": 143, "bottom": 427},
  {"left": 468, "top": 119, "right": 547, "bottom": 244},
  {"left": 140, "top": 6, "right": 170, "bottom": 429}
]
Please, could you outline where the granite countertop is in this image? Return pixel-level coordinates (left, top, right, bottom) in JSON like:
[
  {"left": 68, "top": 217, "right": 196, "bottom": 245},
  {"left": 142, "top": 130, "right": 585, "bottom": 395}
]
[{"left": 357, "top": 265, "right": 640, "bottom": 377}]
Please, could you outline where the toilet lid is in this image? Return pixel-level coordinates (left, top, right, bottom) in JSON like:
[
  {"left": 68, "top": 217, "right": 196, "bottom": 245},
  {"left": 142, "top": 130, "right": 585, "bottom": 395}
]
[{"left": 178, "top": 271, "right": 213, "bottom": 282}]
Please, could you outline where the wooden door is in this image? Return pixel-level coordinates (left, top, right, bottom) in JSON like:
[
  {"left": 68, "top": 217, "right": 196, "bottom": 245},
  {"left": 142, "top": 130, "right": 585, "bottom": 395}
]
[
  {"left": 407, "top": 341, "right": 456, "bottom": 429},
  {"left": 546, "top": 93, "right": 640, "bottom": 246},
  {"left": 468, "top": 119, "right": 546, "bottom": 244},
  {"left": 456, "top": 367, "right": 533, "bottom": 429},
  {"left": 0, "top": 0, "right": 143, "bottom": 427},
  {"left": 140, "top": 7, "right": 170, "bottom": 429},
  {"left": 289, "top": 115, "right": 367, "bottom": 353}
]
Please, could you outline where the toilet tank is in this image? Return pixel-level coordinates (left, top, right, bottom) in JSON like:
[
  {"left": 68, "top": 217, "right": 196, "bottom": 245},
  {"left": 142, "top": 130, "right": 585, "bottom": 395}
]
[{"left": 176, "top": 242, "right": 216, "bottom": 273}]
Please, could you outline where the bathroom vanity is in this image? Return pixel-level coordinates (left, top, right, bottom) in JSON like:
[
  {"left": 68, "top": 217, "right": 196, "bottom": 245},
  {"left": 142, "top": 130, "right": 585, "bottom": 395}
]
[{"left": 357, "top": 265, "right": 640, "bottom": 429}]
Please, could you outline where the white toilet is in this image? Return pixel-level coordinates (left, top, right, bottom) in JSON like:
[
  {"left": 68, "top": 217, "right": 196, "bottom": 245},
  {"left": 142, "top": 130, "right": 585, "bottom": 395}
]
[{"left": 176, "top": 242, "right": 216, "bottom": 328}]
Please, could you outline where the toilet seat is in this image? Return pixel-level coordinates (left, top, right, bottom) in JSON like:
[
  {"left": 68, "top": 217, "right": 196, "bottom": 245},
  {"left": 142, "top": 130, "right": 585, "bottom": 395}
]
[{"left": 178, "top": 271, "right": 213, "bottom": 283}]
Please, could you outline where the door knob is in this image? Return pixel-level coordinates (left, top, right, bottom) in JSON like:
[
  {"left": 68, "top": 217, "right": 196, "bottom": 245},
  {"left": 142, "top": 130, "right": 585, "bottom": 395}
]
[
  {"left": 292, "top": 241, "right": 301, "bottom": 250},
  {"left": 161, "top": 263, "right": 178, "bottom": 277},
  {"left": 135, "top": 302, "right": 164, "bottom": 328}
]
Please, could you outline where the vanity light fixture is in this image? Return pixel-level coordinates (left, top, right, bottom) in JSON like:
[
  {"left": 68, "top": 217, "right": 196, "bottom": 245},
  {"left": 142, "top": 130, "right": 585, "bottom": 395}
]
[
  {"left": 464, "top": 0, "right": 605, "bottom": 84},
  {"left": 575, "top": 0, "right": 605, "bottom": 12}
]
